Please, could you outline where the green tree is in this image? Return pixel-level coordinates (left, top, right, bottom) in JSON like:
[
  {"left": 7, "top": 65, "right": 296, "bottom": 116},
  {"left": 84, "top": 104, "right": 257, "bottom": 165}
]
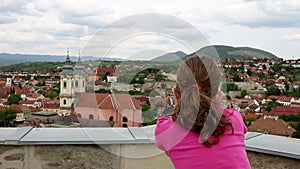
[
  {"left": 142, "top": 108, "right": 157, "bottom": 123},
  {"left": 222, "top": 82, "right": 239, "bottom": 92},
  {"left": 266, "top": 105, "right": 272, "bottom": 112},
  {"left": 241, "top": 89, "right": 247, "bottom": 98},
  {"left": 226, "top": 94, "right": 231, "bottom": 100},
  {"left": 247, "top": 69, "right": 252, "bottom": 76},
  {"left": 95, "top": 89, "right": 111, "bottom": 94},
  {"left": 141, "top": 103, "right": 151, "bottom": 112},
  {"left": 0, "top": 108, "right": 17, "bottom": 127},
  {"left": 267, "top": 86, "right": 281, "bottom": 96},
  {"left": 272, "top": 63, "right": 280, "bottom": 72},
  {"left": 257, "top": 73, "right": 265, "bottom": 80},
  {"left": 284, "top": 82, "right": 290, "bottom": 92},
  {"left": 292, "top": 122, "right": 300, "bottom": 139},
  {"left": 8, "top": 94, "right": 22, "bottom": 105},
  {"left": 49, "top": 92, "right": 58, "bottom": 99},
  {"left": 154, "top": 74, "right": 166, "bottom": 82}
]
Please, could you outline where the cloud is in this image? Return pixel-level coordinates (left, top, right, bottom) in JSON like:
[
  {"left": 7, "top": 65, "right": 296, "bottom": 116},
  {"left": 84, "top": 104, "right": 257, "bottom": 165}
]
[
  {"left": 283, "top": 34, "right": 300, "bottom": 41},
  {"left": 0, "top": 0, "right": 299, "bottom": 59},
  {"left": 214, "top": 0, "right": 300, "bottom": 28},
  {"left": 0, "top": 14, "right": 17, "bottom": 24},
  {"left": 0, "top": 0, "right": 28, "bottom": 14}
]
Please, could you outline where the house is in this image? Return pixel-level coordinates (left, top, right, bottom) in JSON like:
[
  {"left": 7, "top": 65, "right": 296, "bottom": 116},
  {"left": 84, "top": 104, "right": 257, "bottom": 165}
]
[
  {"left": 74, "top": 93, "right": 142, "bottom": 127},
  {"left": 248, "top": 116, "right": 296, "bottom": 137},
  {"left": 25, "top": 93, "right": 44, "bottom": 101},
  {"left": 0, "top": 93, "right": 8, "bottom": 102},
  {"left": 42, "top": 103, "right": 60, "bottom": 113},
  {"left": 263, "top": 106, "right": 300, "bottom": 117},
  {"left": 97, "top": 67, "right": 119, "bottom": 82},
  {"left": 19, "top": 100, "right": 40, "bottom": 108}
]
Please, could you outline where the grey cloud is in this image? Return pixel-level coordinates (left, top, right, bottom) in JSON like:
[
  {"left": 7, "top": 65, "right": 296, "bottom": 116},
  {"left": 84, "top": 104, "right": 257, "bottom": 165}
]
[
  {"left": 0, "top": 0, "right": 28, "bottom": 14},
  {"left": 58, "top": 14, "right": 107, "bottom": 29},
  {"left": 209, "top": 0, "right": 300, "bottom": 29},
  {"left": 0, "top": 14, "right": 17, "bottom": 24}
]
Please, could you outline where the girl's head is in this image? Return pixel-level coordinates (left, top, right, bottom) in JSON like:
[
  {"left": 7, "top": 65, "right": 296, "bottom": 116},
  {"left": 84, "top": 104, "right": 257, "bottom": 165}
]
[{"left": 172, "top": 55, "right": 233, "bottom": 146}]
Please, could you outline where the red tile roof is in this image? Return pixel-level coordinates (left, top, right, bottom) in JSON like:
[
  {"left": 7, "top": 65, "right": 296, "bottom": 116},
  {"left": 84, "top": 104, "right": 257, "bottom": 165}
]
[
  {"left": 249, "top": 117, "right": 296, "bottom": 136},
  {"left": 264, "top": 106, "right": 300, "bottom": 116},
  {"left": 97, "top": 67, "right": 118, "bottom": 76},
  {"left": 75, "top": 93, "right": 141, "bottom": 110},
  {"left": 111, "top": 94, "right": 141, "bottom": 109},
  {"left": 76, "top": 93, "right": 114, "bottom": 109},
  {"left": 26, "top": 93, "right": 42, "bottom": 99},
  {"left": 0, "top": 93, "right": 8, "bottom": 99},
  {"left": 20, "top": 100, "right": 36, "bottom": 105},
  {"left": 243, "top": 113, "right": 262, "bottom": 120},
  {"left": 43, "top": 103, "right": 60, "bottom": 109}
]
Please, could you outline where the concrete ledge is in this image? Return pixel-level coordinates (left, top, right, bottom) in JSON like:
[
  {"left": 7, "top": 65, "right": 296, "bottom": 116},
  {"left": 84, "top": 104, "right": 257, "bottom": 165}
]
[{"left": 0, "top": 127, "right": 300, "bottom": 161}]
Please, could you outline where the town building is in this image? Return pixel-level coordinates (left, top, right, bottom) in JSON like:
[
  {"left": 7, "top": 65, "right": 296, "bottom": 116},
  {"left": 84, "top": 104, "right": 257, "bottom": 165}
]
[{"left": 58, "top": 51, "right": 142, "bottom": 127}]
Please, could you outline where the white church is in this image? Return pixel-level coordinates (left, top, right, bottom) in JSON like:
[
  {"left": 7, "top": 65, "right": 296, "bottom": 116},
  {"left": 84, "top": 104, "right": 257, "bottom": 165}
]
[{"left": 59, "top": 51, "right": 86, "bottom": 116}]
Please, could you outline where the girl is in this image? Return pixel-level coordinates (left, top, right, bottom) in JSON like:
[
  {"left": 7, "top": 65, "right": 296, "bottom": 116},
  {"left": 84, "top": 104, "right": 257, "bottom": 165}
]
[{"left": 155, "top": 55, "right": 251, "bottom": 169}]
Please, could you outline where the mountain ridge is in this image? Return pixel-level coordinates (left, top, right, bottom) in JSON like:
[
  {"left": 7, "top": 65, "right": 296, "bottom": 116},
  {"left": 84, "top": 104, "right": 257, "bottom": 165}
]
[
  {"left": 0, "top": 45, "right": 279, "bottom": 66},
  {"left": 150, "top": 45, "right": 279, "bottom": 62},
  {"left": 0, "top": 53, "right": 125, "bottom": 66}
]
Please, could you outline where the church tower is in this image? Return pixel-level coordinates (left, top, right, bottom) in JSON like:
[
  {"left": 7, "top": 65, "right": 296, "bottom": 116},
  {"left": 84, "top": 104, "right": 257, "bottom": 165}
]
[
  {"left": 59, "top": 50, "right": 74, "bottom": 116},
  {"left": 73, "top": 50, "right": 86, "bottom": 93}
]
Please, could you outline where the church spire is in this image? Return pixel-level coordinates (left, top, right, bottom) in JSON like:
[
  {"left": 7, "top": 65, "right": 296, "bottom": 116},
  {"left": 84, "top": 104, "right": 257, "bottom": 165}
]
[
  {"left": 77, "top": 50, "right": 81, "bottom": 64},
  {"left": 65, "top": 49, "right": 71, "bottom": 64}
]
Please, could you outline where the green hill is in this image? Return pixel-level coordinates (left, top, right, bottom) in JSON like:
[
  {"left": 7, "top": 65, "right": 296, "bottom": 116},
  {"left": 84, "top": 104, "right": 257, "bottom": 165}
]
[
  {"left": 151, "top": 51, "right": 187, "bottom": 62},
  {"left": 186, "top": 45, "right": 278, "bottom": 61}
]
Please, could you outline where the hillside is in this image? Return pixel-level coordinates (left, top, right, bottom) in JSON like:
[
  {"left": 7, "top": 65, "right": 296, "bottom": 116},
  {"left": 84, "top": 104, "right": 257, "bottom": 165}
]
[
  {"left": 149, "top": 45, "right": 278, "bottom": 62},
  {"left": 151, "top": 51, "right": 187, "bottom": 62},
  {"left": 186, "top": 45, "right": 278, "bottom": 61}
]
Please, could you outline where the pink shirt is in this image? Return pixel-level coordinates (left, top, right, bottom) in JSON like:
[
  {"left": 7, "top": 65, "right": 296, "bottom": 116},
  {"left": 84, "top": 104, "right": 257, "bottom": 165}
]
[{"left": 155, "top": 108, "right": 251, "bottom": 169}]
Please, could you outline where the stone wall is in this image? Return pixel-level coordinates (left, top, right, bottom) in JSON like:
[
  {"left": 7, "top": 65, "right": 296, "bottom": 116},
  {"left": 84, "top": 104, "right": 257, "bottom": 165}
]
[
  {"left": 1, "top": 144, "right": 299, "bottom": 169},
  {"left": 248, "top": 151, "right": 300, "bottom": 169}
]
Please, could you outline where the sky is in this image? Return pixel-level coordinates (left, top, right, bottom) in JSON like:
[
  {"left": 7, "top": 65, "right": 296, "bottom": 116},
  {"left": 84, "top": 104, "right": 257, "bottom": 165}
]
[{"left": 0, "top": 0, "right": 300, "bottom": 60}]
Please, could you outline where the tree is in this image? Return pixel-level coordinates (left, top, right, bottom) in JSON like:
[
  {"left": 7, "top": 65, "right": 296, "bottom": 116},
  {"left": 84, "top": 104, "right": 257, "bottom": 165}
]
[
  {"left": 257, "top": 73, "right": 265, "bottom": 80},
  {"left": 267, "top": 86, "right": 281, "bottom": 96},
  {"left": 141, "top": 103, "right": 151, "bottom": 112},
  {"left": 49, "top": 92, "right": 58, "bottom": 99},
  {"left": 266, "top": 105, "right": 272, "bottom": 112},
  {"left": 226, "top": 94, "right": 231, "bottom": 100},
  {"left": 142, "top": 108, "right": 157, "bottom": 123},
  {"left": 0, "top": 108, "right": 17, "bottom": 127},
  {"left": 8, "top": 94, "right": 22, "bottom": 105},
  {"left": 223, "top": 82, "right": 239, "bottom": 92},
  {"left": 247, "top": 69, "right": 252, "bottom": 76},
  {"left": 284, "top": 82, "right": 290, "bottom": 92},
  {"left": 292, "top": 122, "right": 300, "bottom": 139},
  {"left": 241, "top": 89, "right": 247, "bottom": 98},
  {"left": 272, "top": 63, "right": 280, "bottom": 72}
]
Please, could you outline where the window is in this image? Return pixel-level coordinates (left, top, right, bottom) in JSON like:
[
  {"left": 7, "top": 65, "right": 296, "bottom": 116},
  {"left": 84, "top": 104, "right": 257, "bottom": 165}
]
[
  {"left": 89, "top": 114, "right": 94, "bottom": 119},
  {"left": 109, "top": 116, "right": 114, "bottom": 121},
  {"left": 122, "top": 123, "right": 128, "bottom": 128},
  {"left": 123, "top": 116, "right": 128, "bottom": 122},
  {"left": 63, "top": 99, "right": 66, "bottom": 105},
  {"left": 77, "top": 113, "right": 82, "bottom": 118},
  {"left": 75, "top": 80, "right": 78, "bottom": 87},
  {"left": 63, "top": 81, "right": 67, "bottom": 88}
]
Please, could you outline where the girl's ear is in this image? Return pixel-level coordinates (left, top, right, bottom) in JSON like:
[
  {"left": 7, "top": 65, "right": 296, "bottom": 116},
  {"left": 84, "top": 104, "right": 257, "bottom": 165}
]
[{"left": 172, "top": 87, "right": 181, "bottom": 100}]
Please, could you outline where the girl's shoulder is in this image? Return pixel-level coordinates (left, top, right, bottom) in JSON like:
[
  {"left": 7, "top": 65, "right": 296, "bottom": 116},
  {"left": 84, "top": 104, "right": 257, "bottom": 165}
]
[
  {"left": 223, "top": 108, "right": 241, "bottom": 117},
  {"left": 155, "top": 117, "right": 174, "bottom": 136}
]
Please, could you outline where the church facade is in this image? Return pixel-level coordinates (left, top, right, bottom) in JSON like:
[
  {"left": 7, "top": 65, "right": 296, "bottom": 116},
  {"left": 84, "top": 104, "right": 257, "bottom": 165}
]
[
  {"left": 59, "top": 52, "right": 142, "bottom": 127},
  {"left": 59, "top": 51, "right": 86, "bottom": 116}
]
